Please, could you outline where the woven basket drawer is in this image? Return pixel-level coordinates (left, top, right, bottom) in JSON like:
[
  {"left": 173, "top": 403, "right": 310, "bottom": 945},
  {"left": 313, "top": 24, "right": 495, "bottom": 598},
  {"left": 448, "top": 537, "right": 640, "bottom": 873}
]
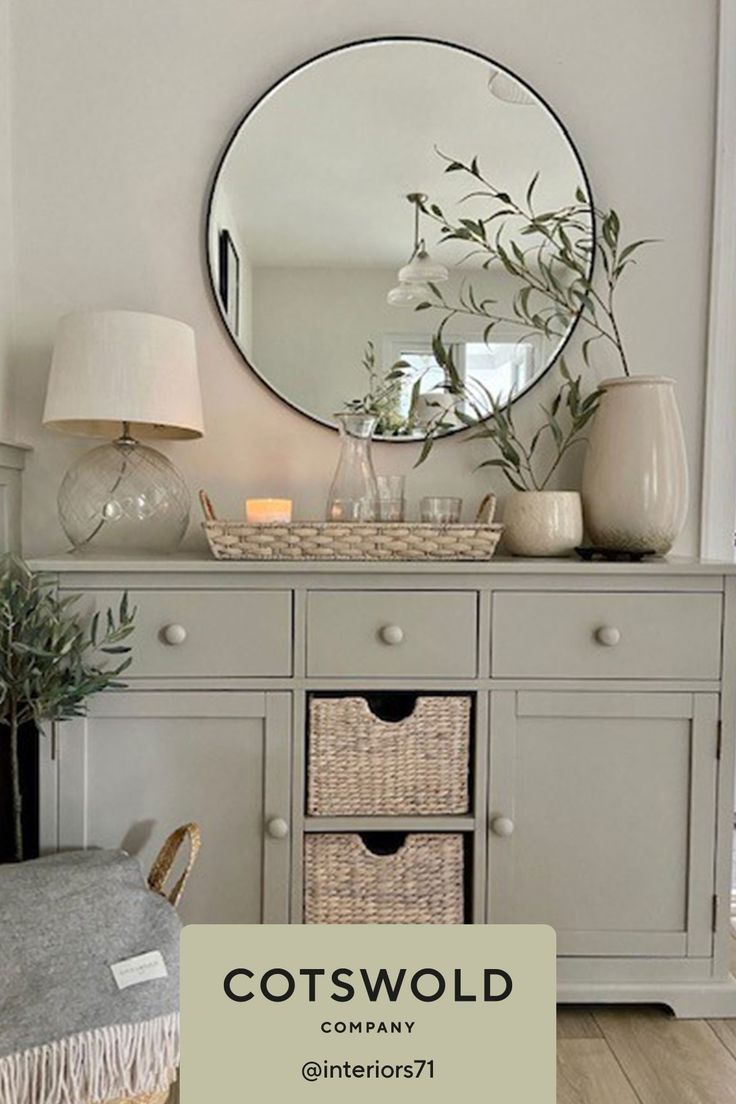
[
  {"left": 303, "top": 833, "right": 465, "bottom": 924},
  {"left": 308, "top": 696, "right": 471, "bottom": 815}
]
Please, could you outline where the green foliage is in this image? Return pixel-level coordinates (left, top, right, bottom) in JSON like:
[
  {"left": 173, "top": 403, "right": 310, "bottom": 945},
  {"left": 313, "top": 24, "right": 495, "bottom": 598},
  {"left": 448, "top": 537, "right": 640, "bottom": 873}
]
[
  {"left": 408, "top": 152, "right": 652, "bottom": 482},
  {"left": 0, "top": 555, "right": 136, "bottom": 859},
  {"left": 417, "top": 152, "right": 656, "bottom": 379},
  {"left": 342, "top": 342, "right": 414, "bottom": 436},
  {"left": 416, "top": 341, "right": 601, "bottom": 492},
  {"left": 343, "top": 155, "right": 651, "bottom": 486},
  {"left": 0, "top": 556, "right": 136, "bottom": 728},
  {"left": 466, "top": 359, "right": 601, "bottom": 491}
]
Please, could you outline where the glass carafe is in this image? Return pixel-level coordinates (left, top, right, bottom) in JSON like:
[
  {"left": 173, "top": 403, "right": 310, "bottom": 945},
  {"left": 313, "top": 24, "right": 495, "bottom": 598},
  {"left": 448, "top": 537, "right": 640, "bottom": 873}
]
[{"left": 326, "top": 413, "right": 379, "bottom": 521}]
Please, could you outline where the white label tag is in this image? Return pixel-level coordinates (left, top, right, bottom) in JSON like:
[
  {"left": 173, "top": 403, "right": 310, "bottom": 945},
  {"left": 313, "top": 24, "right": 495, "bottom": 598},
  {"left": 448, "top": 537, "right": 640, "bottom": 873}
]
[{"left": 110, "top": 950, "right": 168, "bottom": 990}]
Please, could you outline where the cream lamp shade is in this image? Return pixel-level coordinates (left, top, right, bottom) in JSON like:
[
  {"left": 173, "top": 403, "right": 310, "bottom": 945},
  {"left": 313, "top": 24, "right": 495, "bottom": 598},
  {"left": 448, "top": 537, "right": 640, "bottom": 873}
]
[{"left": 43, "top": 310, "right": 204, "bottom": 439}]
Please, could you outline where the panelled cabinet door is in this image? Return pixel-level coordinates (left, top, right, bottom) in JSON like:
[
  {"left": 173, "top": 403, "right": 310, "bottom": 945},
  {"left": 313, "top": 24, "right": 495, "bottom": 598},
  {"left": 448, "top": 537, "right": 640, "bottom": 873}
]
[
  {"left": 488, "top": 691, "right": 718, "bottom": 957},
  {"left": 44, "top": 691, "right": 291, "bottom": 925}
]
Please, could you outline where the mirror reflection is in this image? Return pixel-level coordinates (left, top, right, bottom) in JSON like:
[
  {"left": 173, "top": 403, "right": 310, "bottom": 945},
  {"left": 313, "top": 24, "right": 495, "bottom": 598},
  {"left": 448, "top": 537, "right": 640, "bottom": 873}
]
[{"left": 208, "top": 38, "right": 593, "bottom": 439}]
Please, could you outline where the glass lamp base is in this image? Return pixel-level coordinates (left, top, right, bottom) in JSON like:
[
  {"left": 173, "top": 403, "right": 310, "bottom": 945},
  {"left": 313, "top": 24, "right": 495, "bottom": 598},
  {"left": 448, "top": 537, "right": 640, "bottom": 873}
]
[{"left": 58, "top": 439, "right": 190, "bottom": 553}]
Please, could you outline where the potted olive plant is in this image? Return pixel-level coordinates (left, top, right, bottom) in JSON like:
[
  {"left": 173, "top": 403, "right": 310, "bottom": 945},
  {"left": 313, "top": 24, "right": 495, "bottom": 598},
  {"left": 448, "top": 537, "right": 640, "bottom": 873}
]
[
  {"left": 0, "top": 556, "right": 136, "bottom": 861},
  {"left": 421, "top": 342, "right": 597, "bottom": 555}
]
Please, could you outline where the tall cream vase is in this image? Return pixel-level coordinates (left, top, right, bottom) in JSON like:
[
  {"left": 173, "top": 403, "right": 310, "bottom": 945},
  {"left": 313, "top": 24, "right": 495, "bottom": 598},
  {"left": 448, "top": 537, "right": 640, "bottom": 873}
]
[{"left": 581, "top": 376, "right": 688, "bottom": 554}]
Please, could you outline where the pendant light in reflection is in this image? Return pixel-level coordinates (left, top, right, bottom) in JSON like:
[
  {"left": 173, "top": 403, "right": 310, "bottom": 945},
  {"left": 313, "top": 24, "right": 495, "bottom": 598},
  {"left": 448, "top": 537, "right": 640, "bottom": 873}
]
[
  {"left": 488, "top": 67, "right": 536, "bottom": 105},
  {"left": 387, "top": 192, "right": 448, "bottom": 306},
  {"left": 386, "top": 280, "right": 432, "bottom": 306}
]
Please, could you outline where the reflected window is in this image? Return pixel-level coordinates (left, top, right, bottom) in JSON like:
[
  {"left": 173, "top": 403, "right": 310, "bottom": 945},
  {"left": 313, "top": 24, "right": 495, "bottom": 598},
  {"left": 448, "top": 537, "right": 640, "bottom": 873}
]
[
  {"left": 382, "top": 335, "right": 537, "bottom": 422},
  {"left": 463, "top": 341, "right": 535, "bottom": 407}
]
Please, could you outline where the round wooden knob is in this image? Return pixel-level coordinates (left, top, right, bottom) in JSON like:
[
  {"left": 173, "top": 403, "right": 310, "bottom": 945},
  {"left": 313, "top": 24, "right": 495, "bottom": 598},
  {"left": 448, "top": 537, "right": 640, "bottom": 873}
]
[
  {"left": 491, "top": 816, "right": 515, "bottom": 838},
  {"left": 379, "top": 624, "right": 404, "bottom": 646},
  {"left": 162, "top": 623, "right": 187, "bottom": 646},
  {"left": 266, "top": 817, "right": 289, "bottom": 840},
  {"left": 595, "top": 625, "right": 621, "bottom": 647}
]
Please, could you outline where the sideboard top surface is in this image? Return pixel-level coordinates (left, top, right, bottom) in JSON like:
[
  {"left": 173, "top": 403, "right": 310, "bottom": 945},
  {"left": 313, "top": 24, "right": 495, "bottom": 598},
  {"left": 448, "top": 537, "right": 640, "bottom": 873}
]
[{"left": 29, "top": 553, "right": 736, "bottom": 577}]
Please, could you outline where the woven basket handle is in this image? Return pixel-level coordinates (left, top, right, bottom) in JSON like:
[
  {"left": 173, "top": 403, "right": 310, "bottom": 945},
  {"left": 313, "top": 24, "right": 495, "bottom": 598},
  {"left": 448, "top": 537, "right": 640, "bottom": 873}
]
[
  {"left": 475, "top": 493, "right": 497, "bottom": 523},
  {"left": 147, "top": 822, "right": 202, "bottom": 907}
]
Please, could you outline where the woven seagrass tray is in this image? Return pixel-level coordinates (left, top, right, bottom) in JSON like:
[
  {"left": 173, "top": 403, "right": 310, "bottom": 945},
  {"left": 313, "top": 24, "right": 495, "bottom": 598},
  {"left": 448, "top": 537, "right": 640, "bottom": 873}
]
[{"left": 203, "top": 519, "right": 503, "bottom": 562}]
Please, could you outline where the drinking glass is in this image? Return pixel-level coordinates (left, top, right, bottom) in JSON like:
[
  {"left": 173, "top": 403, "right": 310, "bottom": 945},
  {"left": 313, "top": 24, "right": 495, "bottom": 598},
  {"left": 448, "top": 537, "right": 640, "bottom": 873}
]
[
  {"left": 377, "top": 475, "right": 406, "bottom": 521},
  {"left": 420, "top": 496, "right": 462, "bottom": 524}
]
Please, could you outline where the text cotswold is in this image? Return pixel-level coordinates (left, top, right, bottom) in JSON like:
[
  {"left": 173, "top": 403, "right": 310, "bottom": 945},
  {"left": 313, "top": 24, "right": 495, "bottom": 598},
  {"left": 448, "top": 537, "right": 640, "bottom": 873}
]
[{"left": 223, "top": 967, "right": 513, "bottom": 1004}]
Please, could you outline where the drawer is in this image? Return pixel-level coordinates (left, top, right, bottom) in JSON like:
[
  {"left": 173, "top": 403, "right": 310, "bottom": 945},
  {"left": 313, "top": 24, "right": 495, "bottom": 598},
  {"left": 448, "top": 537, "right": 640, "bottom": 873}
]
[
  {"left": 306, "top": 591, "right": 478, "bottom": 677},
  {"left": 307, "top": 695, "right": 471, "bottom": 815},
  {"left": 492, "top": 592, "right": 722, "bottom": 680},
  {"left": 303, "top": 833, "right": 465, "bottom": 923},
  {"left": 89, "top": 589, "right": 292, "bottom": 677}
]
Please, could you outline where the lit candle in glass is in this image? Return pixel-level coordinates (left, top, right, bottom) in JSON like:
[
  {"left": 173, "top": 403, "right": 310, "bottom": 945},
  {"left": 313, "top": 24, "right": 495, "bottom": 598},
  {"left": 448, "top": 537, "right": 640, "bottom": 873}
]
[{"left": 245, "top": 498, "right": 293, "bottom": 524}]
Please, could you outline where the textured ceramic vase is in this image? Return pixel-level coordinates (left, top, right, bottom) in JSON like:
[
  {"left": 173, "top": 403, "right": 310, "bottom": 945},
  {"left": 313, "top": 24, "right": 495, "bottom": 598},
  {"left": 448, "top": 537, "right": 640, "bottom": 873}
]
[
  {"left": 581, "top": 377, "right": 688, "bottom": 554},
  {"left": 503, "top": 491, "right": 583, "bottom": 557}
]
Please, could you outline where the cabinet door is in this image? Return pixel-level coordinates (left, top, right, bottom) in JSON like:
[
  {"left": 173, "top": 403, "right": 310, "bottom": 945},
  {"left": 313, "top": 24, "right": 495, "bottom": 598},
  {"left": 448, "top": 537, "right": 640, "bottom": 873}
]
[
  {"left": 45, "top": 691, "right": 291, "bottom": 924},
  {"left": 488, "top": 691, "right": 718, "bottom": 957}
]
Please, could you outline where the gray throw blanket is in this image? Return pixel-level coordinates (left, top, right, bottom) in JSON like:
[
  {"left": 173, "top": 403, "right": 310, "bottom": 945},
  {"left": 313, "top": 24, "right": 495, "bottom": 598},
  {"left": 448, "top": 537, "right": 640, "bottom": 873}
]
[{"left": 0, "top": 848, "right": 180, "bottom": 1104}]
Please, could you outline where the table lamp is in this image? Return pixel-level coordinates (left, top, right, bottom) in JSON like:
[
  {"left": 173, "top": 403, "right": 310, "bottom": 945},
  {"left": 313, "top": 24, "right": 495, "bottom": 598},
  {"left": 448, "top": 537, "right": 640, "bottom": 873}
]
[{"left": 43, "top": 310, "right": 204, "bottom": 553}]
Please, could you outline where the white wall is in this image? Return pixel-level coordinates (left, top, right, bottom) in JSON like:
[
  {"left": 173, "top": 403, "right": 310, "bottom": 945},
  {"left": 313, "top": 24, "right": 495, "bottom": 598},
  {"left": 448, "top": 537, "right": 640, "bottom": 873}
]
[
  {"left": 0, "top": 0, "right": 15, "bottom": 440},
  {"left": 7, "top": 0, "right": 717, "bottom": 554}
]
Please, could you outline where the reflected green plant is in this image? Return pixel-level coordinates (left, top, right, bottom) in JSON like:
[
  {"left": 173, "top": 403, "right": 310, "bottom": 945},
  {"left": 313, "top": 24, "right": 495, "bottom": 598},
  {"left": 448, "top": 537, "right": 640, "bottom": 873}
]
[{"left": 341, "top": 342, "right": 415, "bottom": 436}]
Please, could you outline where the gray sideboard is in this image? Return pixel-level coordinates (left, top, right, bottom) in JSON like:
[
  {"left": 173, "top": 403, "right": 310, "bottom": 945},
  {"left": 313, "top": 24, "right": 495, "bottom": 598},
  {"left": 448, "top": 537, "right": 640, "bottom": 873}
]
[{"left": 30, "top": 554, "right": 736, "bottom": 1017}]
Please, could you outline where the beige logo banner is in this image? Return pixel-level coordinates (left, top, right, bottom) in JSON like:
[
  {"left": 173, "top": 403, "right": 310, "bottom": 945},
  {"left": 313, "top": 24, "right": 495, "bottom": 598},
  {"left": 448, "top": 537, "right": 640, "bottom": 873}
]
[{"left": 181, "top": 924, "right": 555, "bottom": 1102}]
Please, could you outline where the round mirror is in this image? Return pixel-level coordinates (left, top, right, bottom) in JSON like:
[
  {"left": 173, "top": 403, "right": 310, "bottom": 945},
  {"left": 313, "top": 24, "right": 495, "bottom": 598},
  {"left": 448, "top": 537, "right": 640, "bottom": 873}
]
[{"left": 207, "top": 37, "right": 593, "bottom": 440}]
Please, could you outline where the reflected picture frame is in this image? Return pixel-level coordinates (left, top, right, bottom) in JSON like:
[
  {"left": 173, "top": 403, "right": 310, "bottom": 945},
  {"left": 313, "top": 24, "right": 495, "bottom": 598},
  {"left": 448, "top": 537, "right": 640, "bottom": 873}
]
[{"left": 218, "top": 228, "right": 240, "bottom": 337}]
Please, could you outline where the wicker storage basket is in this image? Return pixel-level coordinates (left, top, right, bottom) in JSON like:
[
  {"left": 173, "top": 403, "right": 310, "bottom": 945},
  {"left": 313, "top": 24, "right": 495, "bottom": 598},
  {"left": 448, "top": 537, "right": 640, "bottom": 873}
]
[
  {"left": 308, "top": 696, "right": 471, "bottom": 815},
  {"left": 303, "top": 833, "right": 464, "bottom": 924},
  {"left": 203, "top": 520, "right": 502, "bottom": 561}
]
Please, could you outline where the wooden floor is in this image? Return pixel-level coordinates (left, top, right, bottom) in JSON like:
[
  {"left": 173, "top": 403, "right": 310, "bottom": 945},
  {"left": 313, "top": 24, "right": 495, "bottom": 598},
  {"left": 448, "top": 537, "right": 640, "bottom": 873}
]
[{"left": 556, "top": 935, "right": 736, "bottom": 1102}]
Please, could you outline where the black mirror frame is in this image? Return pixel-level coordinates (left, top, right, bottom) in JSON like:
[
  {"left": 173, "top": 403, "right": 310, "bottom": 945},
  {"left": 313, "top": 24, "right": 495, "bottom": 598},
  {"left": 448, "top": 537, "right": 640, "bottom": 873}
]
[{"left": 204, "top": 35, "right": 595, "bottom": 440}]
